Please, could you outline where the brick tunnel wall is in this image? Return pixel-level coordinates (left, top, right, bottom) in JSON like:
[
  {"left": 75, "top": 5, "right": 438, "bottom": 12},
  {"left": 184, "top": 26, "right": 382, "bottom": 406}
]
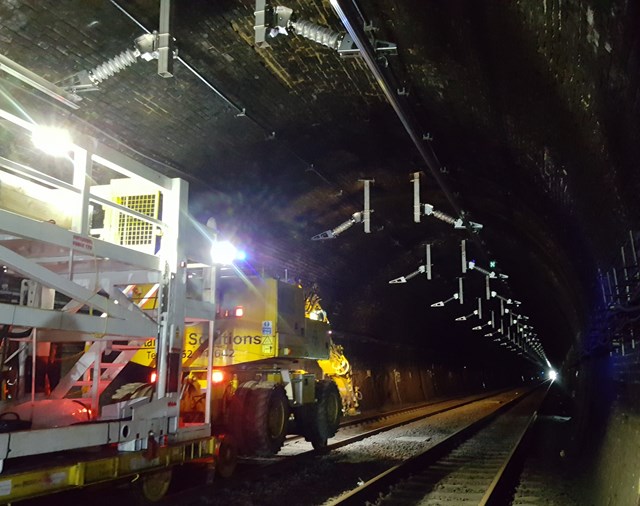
[
  {"left": 336, "top": 335, "right": 528, "bottom": 413},
  {"left": 560, "top": 342, "right": 640, "bottom": 505}
]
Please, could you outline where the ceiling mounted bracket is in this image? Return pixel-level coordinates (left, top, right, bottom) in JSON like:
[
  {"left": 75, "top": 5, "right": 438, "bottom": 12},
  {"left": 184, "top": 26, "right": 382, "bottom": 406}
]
[
  {"left": 61, "top": 0, "right": 176, "bottom": 93},
  {"left": 254, "top": 0, "right": 396, "bottom": 57},
  {"left": 311, "top": 178, "right": 374, "bottom": 240},
  {"left": 0, "top": 53, "right": 81, "bottom": 109},
  {"left": 430, "top": 292, "right": 459, "bottom": 308},
  {"left": 411, "top": 172, "right": 482, "bottom": 230},
  {"left": 389, "top": 244, "right": 432, "bottom": 284},
  {"left": 467, "top": 260, "right": 507, "bottom": 279}
]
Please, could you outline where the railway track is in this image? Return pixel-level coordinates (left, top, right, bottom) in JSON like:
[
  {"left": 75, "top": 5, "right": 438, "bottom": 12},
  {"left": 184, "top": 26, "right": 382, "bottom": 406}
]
[
  {"left": 241, "top": 388, "right": 520, "bottom": 467},
  {"left": 327, "top": 385, "right": 548, "bottom": 506},
  {"left": 163, "top": 386, "right": 543, "bottom": 506},
  {"left": 22, "top": 387, "right": 542, "bottom": 506}
]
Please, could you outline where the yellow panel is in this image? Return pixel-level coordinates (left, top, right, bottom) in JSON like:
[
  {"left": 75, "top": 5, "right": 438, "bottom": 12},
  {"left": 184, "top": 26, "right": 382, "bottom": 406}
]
[
  {"left": 130, "top": 337, "right": 158, "bottom": 367},
  {"left": 114, "top": 193, "right": 159, "bottom": 248},
  {"left": 0, "top": 438, "right": 216, "bottom": 502},
  {"left": 0, "top": 465, "right": 80, "bottom": 502},
  {"left": 83, "top": 458, "right": 118, "bottom": 483},
  {"left": 130, "top": 278, "right": 284, "bottom": 369}
]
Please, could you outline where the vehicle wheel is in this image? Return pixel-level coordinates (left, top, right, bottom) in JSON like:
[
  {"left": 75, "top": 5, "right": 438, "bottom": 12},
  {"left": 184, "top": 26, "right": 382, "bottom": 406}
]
[
  {"left": 244, "top": 382, "right": 289, "bottom": 456},
  {"left": 311, "top": 436, "right": 328, "bottom": 451},
  {"left": 215, "top": 434, "right": 238, "bottom": 478},
  {"left": 138, "top": 468, "right": 172, "bottom": 503},
  {"left": 299, "top": 380, "right": 342, "bottom": 449},
  {"left": 318, "top": 380, "right": 341, "bottom": 436},
  {"left": 227, "top": 380, "right": 257, "bottom": 455}
]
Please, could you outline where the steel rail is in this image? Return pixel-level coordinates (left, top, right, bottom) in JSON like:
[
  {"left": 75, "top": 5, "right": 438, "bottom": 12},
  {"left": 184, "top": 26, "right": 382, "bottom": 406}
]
[
  {"left": 321, "top": 387, "right": 520, "bottom": 452},
  {"left": 480, "top": 408, "right": 539, "bottom": 505},
  {"left": 219, "top": 386, "right": 537, "bottom": 489},
  {"left": 282, "top": 386, "right": 517, "bottom": 446},
  {"left": 327, "top": 384, "right": 547, "bottom": 506},
  {"left": 71, "top": 387, "right": 538, "bottom": 505}
]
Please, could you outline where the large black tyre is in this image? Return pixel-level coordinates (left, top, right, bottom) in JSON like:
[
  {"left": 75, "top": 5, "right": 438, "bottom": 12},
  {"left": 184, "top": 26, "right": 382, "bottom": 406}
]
[
  {"left": 243, "top": 383, "right": 289, "bottom": 456},
  {"left": 133, "top": 468, "right": 172, "bottom": 504},
  {"left": 215, "top": 434, "right": 238, "bottom": 478},
  {"left": 226, "top": 380, "right": 257, "bottom": 455},
  {"left": 300, "top": 379, "right": 342, "bottom": 450}
]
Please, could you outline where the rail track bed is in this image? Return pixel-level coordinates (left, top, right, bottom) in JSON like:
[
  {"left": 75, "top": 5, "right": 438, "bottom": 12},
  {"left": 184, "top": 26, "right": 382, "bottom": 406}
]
[
  {"left": 169, "top": 387, "right": 541, "bottom": 506},
  {"left": 331, "top": 386, "right": 547, "bottom": 505},
  {"left": 22, "top": 387, "right": 542, "bottom": 506}
]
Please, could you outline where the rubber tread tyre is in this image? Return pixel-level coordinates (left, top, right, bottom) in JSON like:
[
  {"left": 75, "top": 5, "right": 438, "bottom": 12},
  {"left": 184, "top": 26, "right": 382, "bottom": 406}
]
[
  {"left": 244, "top": 382, "right": 289, "bottom": 456},
  {"left": 227, "top": 380, "right": 257, "bottom": 455},
  {"left": 318, "top": 380, "right": 342, "bottom": 437},
  {"left": 215, "top": 434, "right": 238, "bottom": 478},
  {"left": 300, "top": 380, "right": 342, "bottom": 449},
  {"left": 135, "top": 468, "right": 172, "bottom": 504}
]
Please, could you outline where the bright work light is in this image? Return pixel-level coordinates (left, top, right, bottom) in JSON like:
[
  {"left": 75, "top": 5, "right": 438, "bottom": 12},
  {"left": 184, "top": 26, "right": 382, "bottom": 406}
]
[
  {"left": 31, "top": 125, "right": 73, "bottom": 157},
  {"left": 210, "top": 240, "right": 240, "bottom": 265}
]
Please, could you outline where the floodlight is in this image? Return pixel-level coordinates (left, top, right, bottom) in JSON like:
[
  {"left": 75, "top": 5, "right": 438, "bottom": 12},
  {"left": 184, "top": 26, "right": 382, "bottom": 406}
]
[
  {"left": 32, "top": 125, "right": 73, "bottom": 156},
  {"left": 211, "top": 240, "right": 240, "bottom": 265}
]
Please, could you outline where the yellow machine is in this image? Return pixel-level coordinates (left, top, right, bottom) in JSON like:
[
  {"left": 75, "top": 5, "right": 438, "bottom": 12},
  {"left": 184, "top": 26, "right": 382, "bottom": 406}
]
[
  {"left": 318, "top": 342, "right": 361, "bottom": 417},
  {"left": 124, "top": 274, "right": 360, "bottom": 465}
]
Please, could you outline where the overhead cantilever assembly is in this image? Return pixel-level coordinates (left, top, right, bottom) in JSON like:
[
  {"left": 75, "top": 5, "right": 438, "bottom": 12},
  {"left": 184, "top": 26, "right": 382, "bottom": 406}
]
[
  {"left": 253, "top": 0, "right": 549, "bottom": 366},
  {"left": 312, "top": 179, "right": 374, "bottom": 240},
  {"left": 412, "top": 172, "right": 483, "bottom": 230},
  {"left": 388, "top": 172, "right": 483, "bottom": 283},
  {"left": 389, "top": 244, "right": 432, "bottom": 283},
  {"left": 61, "top": 0, "right": 175, "bottom": 93},
  {"left": 254, "top": 0, "right": 396, "bottom": 56}
]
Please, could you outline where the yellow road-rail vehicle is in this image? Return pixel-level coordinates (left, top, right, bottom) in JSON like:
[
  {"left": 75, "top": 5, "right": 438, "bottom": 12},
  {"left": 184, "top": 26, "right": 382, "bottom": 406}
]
[
  {"left": 126, "top": 274, "right": 361, "bottom": 471},
  {"left": 0, "top": 107, "right": 358, "bottom": 502}
]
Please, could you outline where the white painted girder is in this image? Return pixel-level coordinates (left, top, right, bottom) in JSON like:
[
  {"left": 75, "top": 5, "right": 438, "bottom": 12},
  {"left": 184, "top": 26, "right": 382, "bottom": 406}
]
[
  {"left": 0, "top": 304, "right": 157, "bottom": 339},
  {"left": 0, "top": 209, "right": 161, "bottom": 272},
  {"left": 0, "top": 244, "right": 146, "bottom": 323}
]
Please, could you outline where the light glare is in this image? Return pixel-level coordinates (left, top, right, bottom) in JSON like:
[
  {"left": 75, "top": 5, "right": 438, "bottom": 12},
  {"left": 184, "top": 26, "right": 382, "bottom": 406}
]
[
  {"left": 32, "top": 125, "right": 73, "bottom": 157},
  {"left": 210, "top": 240, "right": 238, "bottom": 265},
  {"left": 549, "top": 369, "right": 557, "bottom": 381}
]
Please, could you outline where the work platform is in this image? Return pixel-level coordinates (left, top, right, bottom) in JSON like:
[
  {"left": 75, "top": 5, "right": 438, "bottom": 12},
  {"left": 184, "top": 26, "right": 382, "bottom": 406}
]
[{"left": 0, "top": 106, "right": 220, "bottom": 502}]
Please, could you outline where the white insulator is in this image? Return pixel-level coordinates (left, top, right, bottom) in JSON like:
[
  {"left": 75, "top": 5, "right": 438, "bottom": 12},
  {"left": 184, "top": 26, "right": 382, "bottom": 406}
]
[
  {"left": 89, "top": 48, "right": 139, "bottom": 84},
  {"left": 332, "top": 217, "right": 356, "bottom": 236},
  {"left": 431, "top": 209, "right": 457, "bottom": 226},
  {"left": 291, "top": 20, "right": 343, "bottom": 50}
]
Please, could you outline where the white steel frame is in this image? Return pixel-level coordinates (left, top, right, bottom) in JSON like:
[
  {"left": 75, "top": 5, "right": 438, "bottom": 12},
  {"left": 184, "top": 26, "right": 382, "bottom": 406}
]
[{"left": 0, "top": 107, "right": 216, "bottom": 471}]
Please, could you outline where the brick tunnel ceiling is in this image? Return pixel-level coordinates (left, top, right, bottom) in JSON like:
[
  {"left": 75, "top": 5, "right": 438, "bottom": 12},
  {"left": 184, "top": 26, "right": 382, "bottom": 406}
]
[{"left": 1, "top": 0, "right": 639, "bottom": 368}]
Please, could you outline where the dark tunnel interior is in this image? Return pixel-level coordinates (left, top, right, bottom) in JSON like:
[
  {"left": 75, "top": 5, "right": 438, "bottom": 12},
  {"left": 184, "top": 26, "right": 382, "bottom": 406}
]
[{"left": 1, "top": 0, "right": 640, "bottom": 503}]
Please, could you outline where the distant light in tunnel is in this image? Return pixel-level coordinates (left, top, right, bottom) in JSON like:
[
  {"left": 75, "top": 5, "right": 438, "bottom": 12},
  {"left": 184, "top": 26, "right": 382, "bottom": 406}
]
[{"left": 549, "top": 369, "right": 558, "bottom": 382}]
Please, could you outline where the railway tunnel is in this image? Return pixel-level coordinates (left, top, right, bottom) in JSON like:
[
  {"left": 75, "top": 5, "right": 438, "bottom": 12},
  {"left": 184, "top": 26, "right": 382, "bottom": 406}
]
[{"left": 0, "top": 0, "right": 639, "bottom": 504}]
